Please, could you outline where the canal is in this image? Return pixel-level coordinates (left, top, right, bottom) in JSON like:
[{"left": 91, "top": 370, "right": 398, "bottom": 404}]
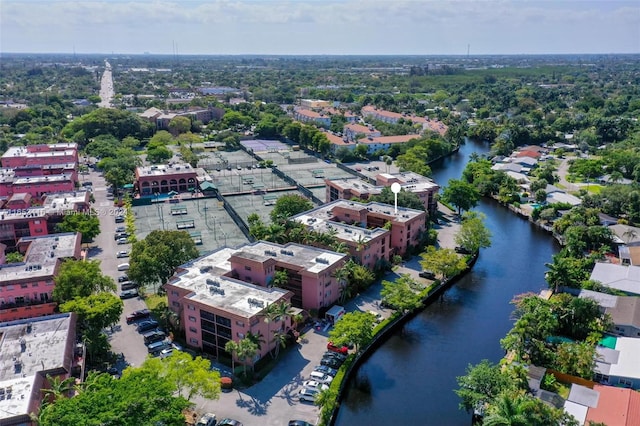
[{"left": 335, "top": 140, "right": 560, "bottom": 425}]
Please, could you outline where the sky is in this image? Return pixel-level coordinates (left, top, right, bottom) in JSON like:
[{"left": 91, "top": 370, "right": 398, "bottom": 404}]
[{"left": 2, "top": 0, "right": 639, "bottom": 55}]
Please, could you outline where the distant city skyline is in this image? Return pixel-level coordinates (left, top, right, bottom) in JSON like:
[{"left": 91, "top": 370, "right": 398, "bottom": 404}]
[{"left": 2, "top": 0, "right": 639, "bottom": 56}]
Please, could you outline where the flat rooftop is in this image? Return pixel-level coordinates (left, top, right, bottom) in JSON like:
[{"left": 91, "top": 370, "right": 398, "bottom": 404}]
[
  {"left": 236, "top": 241, "right": 346, "bottom": 274},
  {"left": 297, "top": 199, "right": 425, "bottom": 223},
  {"left": 0, "top": 191, "right": 89, "bottom": 222},
  {"left": 136, "top": 163, "right": 197, "bottom": 177},
  {"left": 13, "top": 173, "right": 74, "bottom": 185},
  {"left": 186, "top": 276, "right": 290, "bottom": 318},
  {"left": 0, "top": 232, "right": 80, "bottom": 283},
  {"left": 0, "top": 313, "right": 74, "bottom": 381}
]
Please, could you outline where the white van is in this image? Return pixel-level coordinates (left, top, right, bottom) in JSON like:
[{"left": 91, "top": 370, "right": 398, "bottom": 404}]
[
  {"left": 117, "top": 263, "right": 130, "bottom": 271},
  {"left": 309, "top": 371, "right": 334, "bottom": 384}
]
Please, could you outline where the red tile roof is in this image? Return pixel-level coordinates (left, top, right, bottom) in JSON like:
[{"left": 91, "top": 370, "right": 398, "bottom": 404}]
[{"left": 586, "top": 385, "right": 640, "bottom": 426}]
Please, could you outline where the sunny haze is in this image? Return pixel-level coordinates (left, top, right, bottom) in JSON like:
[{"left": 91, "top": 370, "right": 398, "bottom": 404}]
[{"left": 2, "top": 0, "right": 639, "bottom": 55}]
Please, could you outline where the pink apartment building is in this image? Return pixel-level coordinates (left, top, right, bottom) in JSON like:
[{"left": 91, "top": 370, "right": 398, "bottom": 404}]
[
  {"left": 0, "top": 191, "right": 90, "bottom": 248},
  {"left": 0, "top": 173, "right": 77, "bottom": 198},
  {"left": 0, "top": 232, "right": 82, "bottom": 322},
  {"left": 293, "top": 108, "right": 332, "bottom": 127},
  {"left": 165, "top": 241, "right": 347, "bottom": 359},
  {"left": 1, "top": 144, "right": 78, "bottom": 168},
  {"left": 135, "top": 163, "right": 199, "bottom": 195},
  {"left": 325, "top": 171, "right": 440, "bottom": 215},
  {"left": 292, "top": 200, "right": 427, "bottom": 268},
  {"left": 0, "top": 313, "right": 79, "bottom": 426},
  {"left": 361, "top": 106, "right": 448, "bottom": 135}
]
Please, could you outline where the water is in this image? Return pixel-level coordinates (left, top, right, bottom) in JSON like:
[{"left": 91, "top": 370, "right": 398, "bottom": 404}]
[{"left": 335, "top": 140, "right": 559, "bottom": 426}]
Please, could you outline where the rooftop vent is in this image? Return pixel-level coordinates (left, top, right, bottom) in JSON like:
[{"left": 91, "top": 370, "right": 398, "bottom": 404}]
[
  {"left": 248, "top": 298, "right": 264, "bottom": 308},
  {"left": 209, "top": 286, "right": 225, "bottom": 295},
  {"left": 200, "top": 265, "right": 213, "bottom": 273},
  {"left": 315, "top": 257, "right": 329, "bottom": 264},
  {"left": 264, "top": 250, "right": 277, "bottom": 256}
]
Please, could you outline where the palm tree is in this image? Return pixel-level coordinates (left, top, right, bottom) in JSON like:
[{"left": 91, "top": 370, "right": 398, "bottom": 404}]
[
  {"left": 224, "top": 340, "right": 240, "bottom": 374},
  {"left": 236, "top": 338, "right": 258, "bottom": 378},
  {"left": 42, "top": 374, "right": 76, "bottom": 403},
  {"left": 623, "top": 228, "right": 638, "bottom": 244},
  {"left": 332, "top": 266, "right": 351, "bottom": 304},
  {"left": 482, "top": 393, "right": 528, "bottom": 426},
  {"left": 315, "top": 387, "right": 338, "bottom": 407},
  {"left": 271, "top": 330, "right": 288, "bottom": 358},
  {"left": 245, "top": 331, "right": 265, "bottom": 351}
]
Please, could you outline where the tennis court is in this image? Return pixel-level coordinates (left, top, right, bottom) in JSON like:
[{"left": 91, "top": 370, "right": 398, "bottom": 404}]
[
  {"left": 133, "top": 197, "right": 249, "bottom": 252},
  {"left": 207, "top": 168, "right": 294, "bottom": 194},
  {"left": 224, "top": 189, "right": 304, "bottom": 224},
  {"left": 240, "top": 139, "right": 290, "bottom": 153}
]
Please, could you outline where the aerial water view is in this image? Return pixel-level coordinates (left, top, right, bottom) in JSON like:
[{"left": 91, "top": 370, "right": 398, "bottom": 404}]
[{"left": 1, "top": 1, "right": 639, "bottom": 425}]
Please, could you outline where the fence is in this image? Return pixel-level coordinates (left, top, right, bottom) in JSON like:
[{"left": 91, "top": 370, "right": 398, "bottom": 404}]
[{"left": 213, "top": 191, "right": 254, "bottom": 242}]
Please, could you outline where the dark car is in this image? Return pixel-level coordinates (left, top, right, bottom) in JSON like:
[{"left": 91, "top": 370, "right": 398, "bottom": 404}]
[
  {"left": 455, "top": 246, "right": 472, "bottom": 254},
  {"left": 313, "top": 365, "right": 338, "bottom": 377},
  {"left": 322, "top": 351, "right": 347, "bottom": 362},
  {"left": 143, "top": 330, "right": 166, "bottom": 344},
  {"left": 137, "top": 319, "right": 159, "bottom": 333},
  {"left": 320, "top": 357, "right": 343, "bottom": 369},
  {"left": 115, "top": 226, "right": 126, "bottom": 233},
  {"left": 119, "top": 289, "right": 138, "bottom": 299},
  {"left": 289, "top": 421, "right": 314, "bottom": 426},
  {"left": 118, "top": 275, "right": 129, "bottom": 282},
  {"left": 217, "top": 419, "right": 243, "bottom": 426},
  {"left": 120, "top": 281, "right": 138, "bottom": 291},
  {"left": 114, "top": 232, "right": 129, "bottom": 240},
  {"left": 115, "top": 215, "right": 125, "bottom": 223},
  {"left": 419, "top": 270, "right": 436, "bottom": 280},
  {"left": 126, "top": 309, "right": 151, "bottom": 324}
]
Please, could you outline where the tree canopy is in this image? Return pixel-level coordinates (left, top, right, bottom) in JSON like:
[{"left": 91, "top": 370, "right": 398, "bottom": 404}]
[
  {"left": 380, "top": 274, "right": 423, "bottom": 313},
  {"left": 53, "top": 260, "right": 115, "bottom": 303},
  {"left": 455, "top": 211, "right": 492, "bottom": 253},
  {"left": 419, "top": 246, "right": 467, "bottom": 280},
  {"left": 442, "top": 179, "right": 481, "bottom": 215},
  {"left": 56, "top": 212, "right": 101, "bottom": 243},
  {"left": 38, "top": 369, "right": 190, "bottom": 426},
  {"left": 328, "top": 311, "right": 375, "bottom": 352},
  {"left": 59, "top": 292, "right": 123, "bottom": 331},
  {"left": 270, "top": 194, "right": 314, "bottom": 223},
  {"left": 128, "top": 230, "right": 200, "bottom": 289}
]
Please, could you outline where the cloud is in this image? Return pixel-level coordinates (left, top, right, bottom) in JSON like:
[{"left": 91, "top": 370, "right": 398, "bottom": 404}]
[{"left": 2, "top": 0, "right": 639, "bottom": 54}]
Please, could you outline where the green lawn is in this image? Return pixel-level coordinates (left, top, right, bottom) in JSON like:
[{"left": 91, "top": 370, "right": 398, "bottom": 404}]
[{"left": 144, "top": 293, "right": 166, "bottom": 311}]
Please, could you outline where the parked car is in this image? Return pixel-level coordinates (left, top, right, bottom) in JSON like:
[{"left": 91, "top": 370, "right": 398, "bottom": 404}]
[
  {"left": 147, "top": 340, "right": 170, "bottom": 354},
  {"left": 320, "top": 357, "right": 343, "bottom": 369},
  {"left": 114, "top": 232, "right": 129, "bottom": 240},
  {"left": 288, "top": 421, "right": 313, "bottom": 426},
  {"left": 217, "top": 418, "right": 243, "bottom": 426},
  {"left": 419, "top": 270, "right": 436, "bottom": 279},
  {"left": 119, "top": 289, "right": 138, "bottom": 299},
  {"left": 313, "top": 365, "right": 337, "bottom": 377},
  {"left": 116, "top": 250, "right": 129, "bottom": 258},
  {"left": 322, "top": 351, "right": 347, "bottom": 362},
  {"left": 115, "top": 226, "right": 126, "bottom": 233},
  {"left": 327, "top": 341, "right": 349, "bottom": 354},
  {"left": 159, "top": 348, "right": 174, "bottom": 359},
  {"left": 117, "top": 238, "right": 128, "bottom": 245},
  {"left": 302, "top": 380, "right": 329, "bottom": 391},
  {"left": 118, "top": 275, "right": 129, "bottom": 282},
  {"left": 143, "top": 330, "right": 166, "bottom": 344},
  {"left": 455, "top": 246, "right": 472, "bottom": 254},
  {"left": 298, "top": 387, "right": 319, "bottom": 403},
  {"left": 309, "top": 371, "right": 334, "bottom": 384},
  {"left": 115, "top": 215, "right": 125, "bottom": 223},
  {"left": 137, "top": 320, "right": 159, "bottom": 333},
  {"left": 120, "top": 281, "right": 138, "bottom": 291},
  {"left": 126, "top": 309, "right": 151, "bottom": 324},
  {"left": 196, "top": 413, "right": 217, "bottom": 426},
  {"left": 117, "top": 263, "right": 130, "bottom": 271}
]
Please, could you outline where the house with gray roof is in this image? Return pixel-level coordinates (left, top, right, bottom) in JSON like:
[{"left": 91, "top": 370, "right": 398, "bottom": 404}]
[
  {"left": 595, "top": 336, "right": 640, "bottom": 389},
  {"left": 590, "top": 263, "right": 640, "bottom": 296},
  {"left": 606, "top": 296, "right": 640, "bottom": 338}
]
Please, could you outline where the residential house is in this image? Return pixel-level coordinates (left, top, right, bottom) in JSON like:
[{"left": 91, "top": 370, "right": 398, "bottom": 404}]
[
  {"left": 357, "top": 134, "right": 421, "bottom": 154},
  {"left": 590, "top": 263, "right": 640, "bottom": 296},
  {"left": 0, "top": 232, "right": 82, "bottom": 321},
  {"left": 293, "top": 108, "right": 331, "bottom": 127},
  {"left": 343, "top": 123, "right": 380, "bottom": 142},
  {"left": 300, "top": 99, "right": 331, "bottom": 109},
  {"left": 584, "top": 385, "right": 640, "bottom": 426},
  {"left": 595, "top": 336, "right": 640, "bottom": 389},
  {"left": 0, "top": 313, "right": 80, "bottom": 426}
]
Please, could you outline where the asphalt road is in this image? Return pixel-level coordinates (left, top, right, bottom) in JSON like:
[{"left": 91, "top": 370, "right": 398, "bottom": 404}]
[{"left": 84, "top": 167, "right": 150, "bottom": 369}]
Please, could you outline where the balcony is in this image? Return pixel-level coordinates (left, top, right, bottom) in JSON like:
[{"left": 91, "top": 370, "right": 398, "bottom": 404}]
[{"left": 1, "top": 298, "right": 54, "bottom": 310}]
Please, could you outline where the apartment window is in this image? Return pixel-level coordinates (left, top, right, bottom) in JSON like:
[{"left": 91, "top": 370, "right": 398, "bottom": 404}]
[
  {"left": 188, "top": 316, "right": 196, "bottom": 322},
  {"left": 171, "top": 290, "right": 179, "bottom": 296},
  {"left": 21, "top": 284, "right": 28, "bottom": 289},
  {"left": 237, "top": 332, "right": 245, "bottom": 338},
  {"left": 31, "top": 283, "right": 38, "bottom": 287},
  {"left": 189, "top": 327, "right": 197, "bottom": 333},
  {"left": 187, "top": 304, "right": 196, "bottom": 311},
  {"left": 7, "top": 285, "right": 13, "bottom": 291},
  {"left": 244, "top": 265, "right": 251, "bottom": 271},
  {"left": 236, "top": 321, "right": 245, "bottom": 327},
  {"left": 345, "top": 213, "right": 350, "bottom": 218},
  {"left": 34, "top": 220, "right": 41, "bottom": 224},
  {"left": 172, "top": 301, "right": 180, "bottom": 308},
  {"left": 619, "top": 378, "right": 633, "bottom": 388},
  {"left": 189, "top": 338, "right": 199, "bottom": 345}
]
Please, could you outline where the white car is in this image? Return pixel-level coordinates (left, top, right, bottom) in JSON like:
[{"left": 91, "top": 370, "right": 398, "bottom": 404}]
[
  {"left": 303, "top": 380, "right": 329, "bottom": 391},
  {"left": 116, "top": 250, "right": 129, "bottom": 258},
  {"left": 309, "top": 371, "right": 334, "bottom": 384},
  {"left": 298, "top": 387, "right": 319, "bottom": 403}
]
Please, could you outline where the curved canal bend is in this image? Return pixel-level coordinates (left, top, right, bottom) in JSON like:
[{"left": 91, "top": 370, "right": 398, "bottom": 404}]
[{"left": 335, "top": 140, "right": 560, "bottom": 425}]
